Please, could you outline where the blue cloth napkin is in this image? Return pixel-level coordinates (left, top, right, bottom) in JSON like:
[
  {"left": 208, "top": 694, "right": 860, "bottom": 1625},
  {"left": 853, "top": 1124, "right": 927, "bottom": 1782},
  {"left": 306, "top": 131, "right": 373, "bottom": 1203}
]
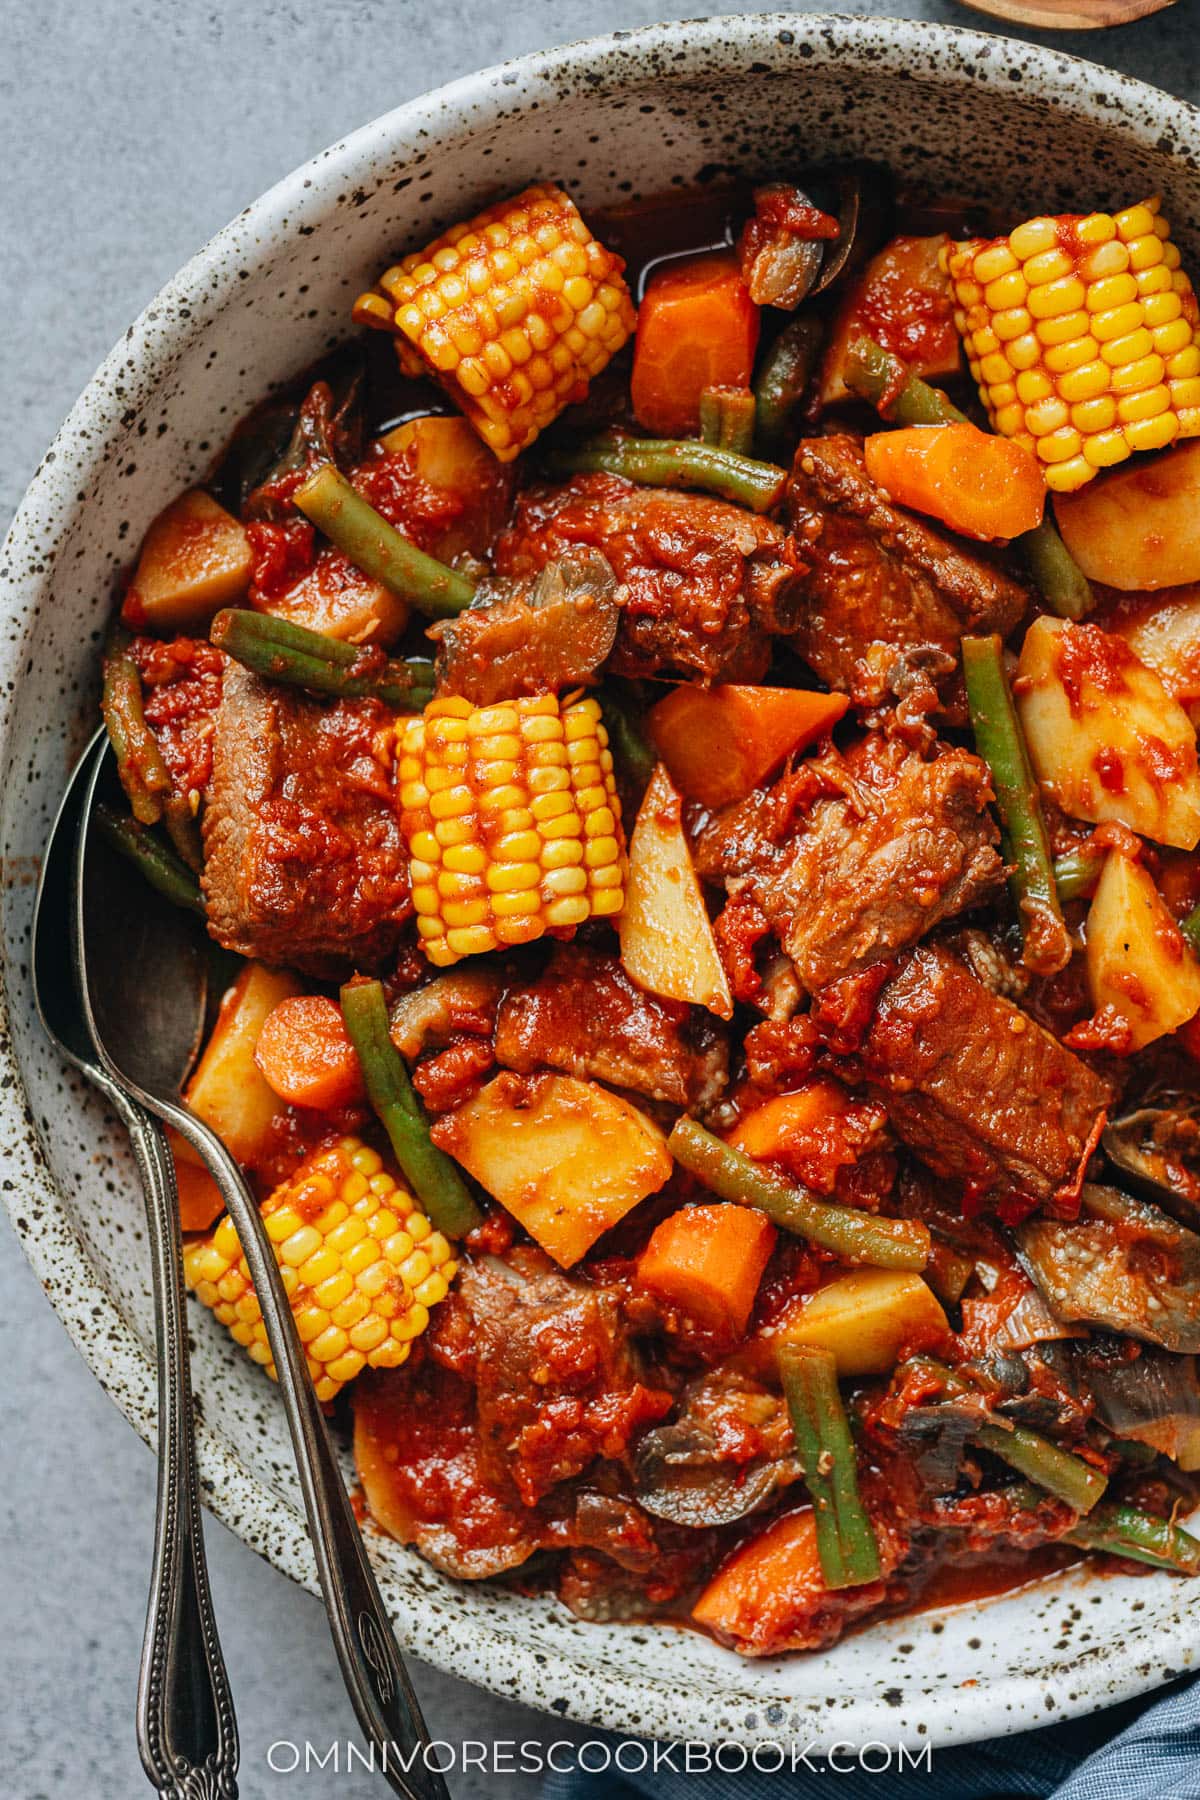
[{"left": 540, "top": 1674, "right": 1200, "bottom": 1800}]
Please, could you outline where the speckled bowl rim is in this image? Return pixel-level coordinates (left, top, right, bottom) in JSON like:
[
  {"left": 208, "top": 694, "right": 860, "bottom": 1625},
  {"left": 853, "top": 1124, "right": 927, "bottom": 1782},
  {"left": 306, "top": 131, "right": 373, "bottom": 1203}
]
[{"left": 4, "top": 11, "right": 1200, "bottom": 1752}]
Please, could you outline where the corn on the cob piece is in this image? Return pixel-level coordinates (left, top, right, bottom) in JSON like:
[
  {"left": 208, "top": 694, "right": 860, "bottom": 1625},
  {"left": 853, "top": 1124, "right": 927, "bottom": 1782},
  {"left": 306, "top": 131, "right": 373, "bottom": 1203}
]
[
  {"left": 944, "top": 197, "right": 1200, "bottom": 493},
  {"left": 352, "top": 184, "right": 636, "bottom": 462},
  {"left": 399, "top": 691, "right": 625, "bottom": 965},
  {"left": 183, "top": 1136, "right": 456, "bottom": 1402}
]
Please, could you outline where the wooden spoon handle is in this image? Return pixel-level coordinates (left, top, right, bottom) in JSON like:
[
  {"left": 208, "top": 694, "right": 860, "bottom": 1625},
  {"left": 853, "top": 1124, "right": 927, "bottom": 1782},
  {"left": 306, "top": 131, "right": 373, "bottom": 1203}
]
[{"left": 960, "top": 0, "right": 1176, "bottom": 28}]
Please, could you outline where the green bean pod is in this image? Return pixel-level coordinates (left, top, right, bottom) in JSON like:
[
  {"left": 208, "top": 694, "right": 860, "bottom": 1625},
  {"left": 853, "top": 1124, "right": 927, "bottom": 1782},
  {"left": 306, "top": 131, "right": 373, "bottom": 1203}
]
[
  {"left": 544, "top": 433, "right": 788, "bottom": 514},
  {"left": 294, "top": 462, "right": 477, "bottom": 620},
  {"left": 780, "top": 1344, "right": 882, "bottom": 1590},
  {"left": 340, "top": 979, "right": 482, "bottom": 1239},
  {"left": 754, "top": 316, "right": 824, "bottom": 454},
  {"left": 212, "top": 609, "right": 433, "bottom": 711},
  {"left": 698, "top": 385, "right": 757, "bottom": 457},
  {"left": 95, "top": 806, "right": 206, "bottom": 916},
  {"left": 962, "top": 633, "right": 1072, "bottom": 978},
  {"left": 668, "top": 1116, "right": 930, "bottom": 1270}
]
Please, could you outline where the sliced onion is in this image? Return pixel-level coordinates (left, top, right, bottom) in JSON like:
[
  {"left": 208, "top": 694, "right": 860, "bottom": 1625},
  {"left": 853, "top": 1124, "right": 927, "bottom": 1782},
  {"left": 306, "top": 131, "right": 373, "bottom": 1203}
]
[{"left": 988, "top": 1285, "right": 1082, "bottom": 1353}]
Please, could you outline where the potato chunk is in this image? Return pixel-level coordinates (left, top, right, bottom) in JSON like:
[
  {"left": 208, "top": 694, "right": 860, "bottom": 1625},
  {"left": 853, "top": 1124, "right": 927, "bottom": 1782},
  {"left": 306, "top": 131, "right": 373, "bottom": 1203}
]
[
  {"left": 262, "top": 549, "right": 409, "bottom": 648},
  {"left": 619, "top": 764, "right": 733, "bottom": 1018},
  {"left": 125, "top": 489, "right": 252, "bottom": 632},
  {"left": 1016, "top": 615, "right": 1200, "bottom": 850},
  {"left": 820, "top": 234, "right": 960, "bottom": 407},
  {"left": 1110, "top": 585, "right": 1200, "bottom": 707},
  {"left": 432, "top": 1070, "right": 671, "bottom": 1267},
  {"left": 185, "top": 962, "right": 302, "bottom": 1165},
  {"left": 1054, "top": 440, "right": 1200, "bottom": 592},
  {"left": 776, "top": 1270, "right": 949, "bottom": 1376},
  {"left": 1086, "top": 852, "right": 1200, "bottom": 1050},
  {"left": 379, "top": 415, "right": 514, "bottom": 563}
]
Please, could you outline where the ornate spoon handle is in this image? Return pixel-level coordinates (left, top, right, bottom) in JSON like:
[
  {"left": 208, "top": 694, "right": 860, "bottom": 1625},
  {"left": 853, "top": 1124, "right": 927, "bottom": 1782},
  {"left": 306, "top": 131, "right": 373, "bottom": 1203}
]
[
  {"left": 114, "top": 1084, "right": 239, "bottom": 1798},
  {"left": 140, "top": 1105, "right": 447, "bottom": 1800}
]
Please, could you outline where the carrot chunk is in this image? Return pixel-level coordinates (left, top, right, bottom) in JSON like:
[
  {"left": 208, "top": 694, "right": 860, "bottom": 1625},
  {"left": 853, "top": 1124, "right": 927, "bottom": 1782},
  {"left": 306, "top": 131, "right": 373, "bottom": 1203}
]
[
  {"left": 647, "top": 684, "right": 847, "bottom": 811},
  {"left": 863, "top": 423, "right": 1045, "bottom": 542},
  {"left": 631, "top": 253, "right": 760, "bottom": 438},
  {"left": 729, "top": 1080, "right": 851, "bottom": 1161},
  {"left": 691, "top": 1509, "right": 824, "bottom": 1644},
  {"left": 636, "top": 1202, "right": 776, "bottom": 1335},
  {"left": 167, "top": 1128, "right": 225, "bottom": 1233},
  {"left": 254, "top": 995, "right": 367, "bottom": 1111}
]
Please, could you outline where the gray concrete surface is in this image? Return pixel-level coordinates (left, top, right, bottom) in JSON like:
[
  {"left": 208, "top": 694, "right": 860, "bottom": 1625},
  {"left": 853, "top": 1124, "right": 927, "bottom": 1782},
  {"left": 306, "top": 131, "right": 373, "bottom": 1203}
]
[{"left": 2, "top": 1, "right": 1198, "bottom": 1795}]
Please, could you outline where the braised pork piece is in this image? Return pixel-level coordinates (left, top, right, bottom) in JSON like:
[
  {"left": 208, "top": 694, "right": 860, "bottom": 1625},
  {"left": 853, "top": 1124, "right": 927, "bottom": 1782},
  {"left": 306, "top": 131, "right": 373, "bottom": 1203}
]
[{"left": 102, "top": 172, "right": 1200, "bottom": 1659}]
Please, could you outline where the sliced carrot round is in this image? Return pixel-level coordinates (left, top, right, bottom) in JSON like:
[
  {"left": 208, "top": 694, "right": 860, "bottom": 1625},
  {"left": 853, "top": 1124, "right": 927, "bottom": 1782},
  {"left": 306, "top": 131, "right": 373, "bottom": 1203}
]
[
  {"left": 254, "top": 995, "right": 366, "bottom": 1111},
  {"left": 864, "top": 423, "right": 1045, "bottom": 542}
]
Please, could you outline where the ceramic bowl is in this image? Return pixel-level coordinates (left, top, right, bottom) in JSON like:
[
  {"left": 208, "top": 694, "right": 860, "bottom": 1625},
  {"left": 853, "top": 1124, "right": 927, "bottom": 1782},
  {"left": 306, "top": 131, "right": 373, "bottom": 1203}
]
[{"left": 4, "top": 12, "right": 1198, "bottom": 1753}]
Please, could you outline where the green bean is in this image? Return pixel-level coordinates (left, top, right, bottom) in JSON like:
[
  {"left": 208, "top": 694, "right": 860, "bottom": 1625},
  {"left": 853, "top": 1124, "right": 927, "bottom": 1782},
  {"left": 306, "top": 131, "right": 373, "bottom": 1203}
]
[
  {"left": 95, "top": 806, "right": 205, "bottom": 916},
  {"left": 597, "top": 681, "right": 656, "bottom": 794},
  {"left": 101, "top": 626, "right": 203, "bottom": 870},
  {"left": 962, "top": 633, "right": 1071, "bottom": 978},
  {"left": 1064, "top": 1500, "right": 1200, "bottom": 1573},
  {"left": 1021, "top": 516, "right": 1094, "bottom": 621},
  {"left": 667, "top": 1116, "right": 930, "bottom": 1270},
  {"left": 339, "top": 979, "right": 482, "bottom": 1240},
  {"left": 780, "top": 1344, "right": 882, "bottom": 1590},
  {"left": 917, "top": 1362, "right": 1106, "bottom": 1514},
  {"left": 843, "top": 336, "right": 967, "bottom": 427},
  {"left": 102, "top": 626, "right": 173, "bottom": 826},
  {"left": 1053, "top": 847, "right": 1105, "bottom": 903},
  {"left": 212, "top": 609, "right": 433, "bottom": 711},
  {"left": 975, "top": 1420, "right": 1107, "bottom": 1514},
  {"left": 754, "top": 316, "right": 824, "bottom": 455},
  {"left": 293, "top": 462, "right": 477, "bottom": 620},
  {"left": 1005, "top": 1482, "right": 1200, "bottom": 1573},
  {"left": 698, "top": 385, "right": 757, "bottom": 458},
  {"left": 843, "top": 337, "right": 1093, "bottom": 619},
  {"left": 1183, "top": 901, "right": 1200, "bottom": 957},
  {"left": 544, "top": 432, "right": 787, "bottom": 514}
]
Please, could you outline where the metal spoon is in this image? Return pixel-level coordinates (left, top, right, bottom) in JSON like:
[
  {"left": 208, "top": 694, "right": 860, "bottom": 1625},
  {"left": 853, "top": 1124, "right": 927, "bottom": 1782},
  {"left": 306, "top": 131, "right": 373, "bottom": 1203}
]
[
  {"left": 33, "top": 728, "right": 239, "bottom": 1799},
  {"left": 72, "top": 742, "right": 448, "bottom": 1800}
]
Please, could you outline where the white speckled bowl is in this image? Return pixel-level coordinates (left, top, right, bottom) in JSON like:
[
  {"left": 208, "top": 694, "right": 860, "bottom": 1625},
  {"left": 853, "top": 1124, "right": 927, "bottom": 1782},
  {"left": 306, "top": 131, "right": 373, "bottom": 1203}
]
[{"left": 4, "top": 12, "right": 1199, "bottom": 1754}]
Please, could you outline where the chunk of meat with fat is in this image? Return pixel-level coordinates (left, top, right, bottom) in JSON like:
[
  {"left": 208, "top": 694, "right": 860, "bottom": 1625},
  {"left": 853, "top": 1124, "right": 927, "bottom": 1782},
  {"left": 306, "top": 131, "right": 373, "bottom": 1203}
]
[
  {"left": 494, "top": 944, "right": 728, "bottom": 1110},
  {"left": 787, "top": 435, "right": 1028, "bottom": 710},
  {"left": 450, "top": 1255, "right": 674, "bottom": 1509},
  {"left": 848, "top": 944, "right": 1110, "bottom": 1208},
  {"left": 495, "top": 473, "right": 800, "bottom": 684},
  {"left": 698, "top": 735, "right": 1003, "bottom": 994},
  {"left": 202, "top": 664, "right": 410, "bottom": 975}
]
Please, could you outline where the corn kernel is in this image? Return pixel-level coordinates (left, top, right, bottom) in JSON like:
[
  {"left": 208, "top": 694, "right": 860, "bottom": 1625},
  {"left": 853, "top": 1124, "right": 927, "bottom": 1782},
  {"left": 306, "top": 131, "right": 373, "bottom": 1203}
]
[
  {"left": 1016, "top": 369, "right": 1053, "bottom": 405},
  {"left": 1070, "top": 396, "right": 1117, "bottom": 434},
  {"left": 1010, "top": 218, "right": 1059, "bottom": 260},
  {"left": 1125, "top": 411, "right": 1180, "bottom": 452},
  {"left": 1036, "top": 310, "right": 1090, "bottom": 348},
  {"left": 1035, "top": 428, "right": 1083, "bottom": 464},
  {"left": 1028, "top": 276, "right": 1085, "bottom": 320},
  {"left": 993, "top": 307, "right": 1033, "bottom": 342},
  {"left": 1080, "top": 239, "right": 1129, "bottom": 281},
  {"left": 1084, "top": 428, "right": 1130, "bottom": 468},
  {"left": 1116, "top": 384, "right": 1170, "bottom": 424},
  {"left": 1007, "top": 333, "right": 1041, "bottom": 372},
  {"left": 1026, "top": 397, "right": 1070, "bottom": 437}
]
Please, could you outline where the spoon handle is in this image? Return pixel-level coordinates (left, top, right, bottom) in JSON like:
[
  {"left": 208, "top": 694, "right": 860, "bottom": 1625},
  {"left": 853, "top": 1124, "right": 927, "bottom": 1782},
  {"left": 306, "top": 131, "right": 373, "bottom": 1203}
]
[
  {"left": 180, "top": 1121, "right": 447, "bottom": 1800},
  {"left": 111, "top": 1085, "right": 239, "bottom": 1799}
]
